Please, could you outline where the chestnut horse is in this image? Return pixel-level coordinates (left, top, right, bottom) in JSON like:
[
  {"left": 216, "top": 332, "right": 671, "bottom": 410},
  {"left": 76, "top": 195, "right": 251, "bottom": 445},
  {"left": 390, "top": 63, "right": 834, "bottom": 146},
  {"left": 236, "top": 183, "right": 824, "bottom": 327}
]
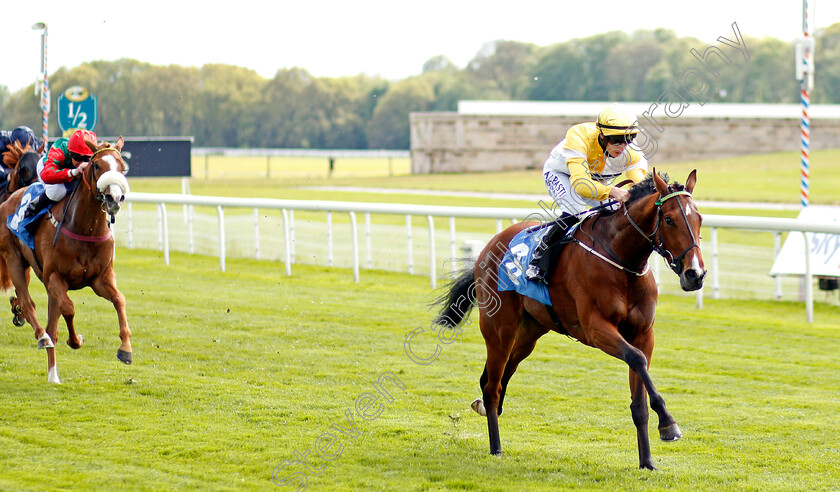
[
  {"left": 0, "top": 140, "right": 44, "bottom": 203},
  {"left": 0, "top": 137, "right": 131, "bottom": 384},
  {"left": 433, "top": 170, "right": 705, "bottom": 469}
]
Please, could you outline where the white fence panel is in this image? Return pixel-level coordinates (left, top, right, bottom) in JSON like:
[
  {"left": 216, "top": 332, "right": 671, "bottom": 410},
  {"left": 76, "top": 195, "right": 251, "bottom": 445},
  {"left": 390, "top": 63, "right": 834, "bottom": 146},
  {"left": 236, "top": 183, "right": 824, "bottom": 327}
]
[{"left": 119, "top": 193, "right": 840, "bottom": 322}]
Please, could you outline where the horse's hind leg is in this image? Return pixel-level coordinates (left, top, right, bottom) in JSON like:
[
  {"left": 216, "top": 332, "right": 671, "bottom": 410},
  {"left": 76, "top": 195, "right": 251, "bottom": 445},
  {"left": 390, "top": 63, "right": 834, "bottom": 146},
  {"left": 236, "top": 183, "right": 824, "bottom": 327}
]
[
  {"left": 477, "top": 309, "right": 524, "bottom": 455},
  {"left": 9, "top": 295, "right": 25, "bottom": 326},
  {"left": 497, "top": 316, "right": 548, "bottom": 416},
  {"left": 46, "top": 276, "right": 83, "bottom": 349}
]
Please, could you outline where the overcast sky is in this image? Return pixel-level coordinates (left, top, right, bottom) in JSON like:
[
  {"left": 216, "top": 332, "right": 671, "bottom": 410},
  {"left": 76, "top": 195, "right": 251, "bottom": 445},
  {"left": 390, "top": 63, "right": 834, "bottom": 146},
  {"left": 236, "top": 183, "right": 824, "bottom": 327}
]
[{"left": 2, "top": 0, "right": 838, "bottom": 95}]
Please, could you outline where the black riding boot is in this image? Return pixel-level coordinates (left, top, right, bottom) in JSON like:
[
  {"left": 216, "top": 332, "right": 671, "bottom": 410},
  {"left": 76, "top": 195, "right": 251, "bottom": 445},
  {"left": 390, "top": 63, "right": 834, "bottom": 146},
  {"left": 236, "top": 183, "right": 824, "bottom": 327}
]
[
  {"left": 23, "top": 192, "right": 50, "bottom": 220},
  {"left": 525, "top": 212, "right": 576, "bottom": 284}
]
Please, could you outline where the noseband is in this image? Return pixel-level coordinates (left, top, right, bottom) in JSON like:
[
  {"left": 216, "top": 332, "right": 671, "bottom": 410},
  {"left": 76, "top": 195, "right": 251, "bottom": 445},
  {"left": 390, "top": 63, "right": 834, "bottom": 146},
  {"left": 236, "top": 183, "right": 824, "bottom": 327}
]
[{"left": 623, "top": 188, "right": 701, "bottom": 274}]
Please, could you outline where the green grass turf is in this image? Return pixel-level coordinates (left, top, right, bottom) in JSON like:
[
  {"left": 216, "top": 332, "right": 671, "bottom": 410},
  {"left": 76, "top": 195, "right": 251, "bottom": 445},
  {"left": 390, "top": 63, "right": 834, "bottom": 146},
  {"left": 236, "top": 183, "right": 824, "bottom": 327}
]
[{"left": 0, "top": 249, "right": 838, "bottom": 490}]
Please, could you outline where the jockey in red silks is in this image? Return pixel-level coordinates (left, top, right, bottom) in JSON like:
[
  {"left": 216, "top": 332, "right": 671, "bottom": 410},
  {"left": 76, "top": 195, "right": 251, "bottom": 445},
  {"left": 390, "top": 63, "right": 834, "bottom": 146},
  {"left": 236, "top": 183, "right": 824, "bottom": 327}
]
[{"left": 24, "top": 129, "right": 97, "bottom": 219}]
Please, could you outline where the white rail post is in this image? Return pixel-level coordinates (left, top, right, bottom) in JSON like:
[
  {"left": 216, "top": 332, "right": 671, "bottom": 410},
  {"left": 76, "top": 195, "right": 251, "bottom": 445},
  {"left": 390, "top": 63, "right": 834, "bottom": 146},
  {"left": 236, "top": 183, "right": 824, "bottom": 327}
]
[
  {"left": 156, "top": 204, "right": 164, "bottom": 251},
  {"left": 428, "top": 216, "right": 436, "bottom": 289},
  {"left": 160, "top": 203, "right": 169, "bottom": 266},
  {"left": 126, "top": 202, "right": 134, "bottom": 248},
  {"left": 773, "top": 232, "right": 783, "bottom": 299},
  {"left": 350, "top": 212, "right": 359, "bottom": 284},
  {"left": 326, "top": 211, "right": 333, "bottom": 267},
  {"left": 217, "top": 205, "right": 226, "bottom": 272},
  {"left": 282, "top": 209, "right": 291, "bottom": 276},
  {"left": 365, "top": 212, "right": 372, "bottom": 269},
  {"left": 449, "top": 217, "right": 457, "bottom": 274},
  {"left": 289, "top": 210, "right": 296, "bottom": 263},
  {"left": 804, "top": 232, "right": 813, "bottom": 322},
  {"left": 711, "top": 227, "right": 719, "bottom": 299},
  {"left": 406, "top": 215, "right": 414, "bottom": 275},
  {"left": 695, "top": 235, "right": 703, "bottom": 309},
  {"left": 253, "top": 208, "right": 260, "bottom": 260}
]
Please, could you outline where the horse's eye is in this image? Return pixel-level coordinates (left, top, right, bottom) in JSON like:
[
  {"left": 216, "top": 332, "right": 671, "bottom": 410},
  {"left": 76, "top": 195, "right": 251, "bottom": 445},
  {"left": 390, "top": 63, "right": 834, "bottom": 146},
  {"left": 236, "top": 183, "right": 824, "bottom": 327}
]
[{"left": 664, "top": 216, "right": 674, "bottom": 226}]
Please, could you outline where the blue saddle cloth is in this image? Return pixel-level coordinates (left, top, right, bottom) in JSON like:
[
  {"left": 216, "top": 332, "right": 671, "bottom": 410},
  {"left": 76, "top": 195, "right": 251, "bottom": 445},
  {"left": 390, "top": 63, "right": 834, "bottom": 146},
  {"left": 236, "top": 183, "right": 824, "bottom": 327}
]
[
  {"left": 497, "top": 225, "right": 554, "bottom": 306},
  {"left": 7, "top": 183, "right": 48, "bottom": 250}
]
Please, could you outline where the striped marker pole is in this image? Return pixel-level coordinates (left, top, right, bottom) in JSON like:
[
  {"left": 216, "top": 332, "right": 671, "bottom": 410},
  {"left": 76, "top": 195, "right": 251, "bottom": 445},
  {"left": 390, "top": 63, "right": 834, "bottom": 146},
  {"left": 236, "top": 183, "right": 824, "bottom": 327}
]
[
  {"left": 800, "top": 0, "right": 813, "bottom": 208},
  {"left": 41, "top": 25, "right": 50, "bottom": 143},
  {"left": 800, "top": 85, "right": 810, "bottom": 207}
]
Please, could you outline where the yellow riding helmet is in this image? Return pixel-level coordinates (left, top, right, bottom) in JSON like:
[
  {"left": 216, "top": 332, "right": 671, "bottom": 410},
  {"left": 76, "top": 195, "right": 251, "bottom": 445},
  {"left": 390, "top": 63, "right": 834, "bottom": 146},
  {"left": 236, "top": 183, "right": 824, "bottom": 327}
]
[{"left": 596, "top": 103, "right": 639, "bottom": 136}]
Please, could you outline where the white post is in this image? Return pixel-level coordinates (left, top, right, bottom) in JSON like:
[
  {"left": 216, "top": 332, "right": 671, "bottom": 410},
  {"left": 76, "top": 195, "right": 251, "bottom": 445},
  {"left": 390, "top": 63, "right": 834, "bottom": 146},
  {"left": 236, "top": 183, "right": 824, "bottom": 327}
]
[
  {"left": 804, "top": 232, "right": 813, "bottom": 322},
  {"left": 126, "top": 202, "right": 134, "bottom": 248},
  {"left": 217, "top": 206, "right": 225, "bottom": 272},
  {"left": 774, "top": 232, "right": 783, "bottom": 299},
  {"left": 289, "top": 210, "right": 296, "bottom": 263},
  {"left": 695, "top": 236, "right": 703, "bottom": 309},
  {"left": 326, "top": 211, "right": 333, "bottom": 267},
  {"left": 364, "top": 213, "right": 372, "bottom": 269},
  {"left": 350, "top": 212, "right": 359, "bottom": 283},
  {"left": 156, "top": 204, "right": 164, "bottom": 251},
  {"left": 449, "top": 217, "right": 457, "bottom": 274},
  {"left": 253, "top": 208, "right": 260, "bottom": 260},
  {"left": 160, "top": 203, "right": 169, "bottom": 266},
  {"left": 427, "top": 216, "right": 436, "bottom": 289},
  {"left": 282, "top": 209, "right": 291, "bottom": 276},
  {"left": 711, "top": 227, "right": 719, "bottom": 299},
  {"left": 406, "top": 215, "right": 414, "bottom": 275}
]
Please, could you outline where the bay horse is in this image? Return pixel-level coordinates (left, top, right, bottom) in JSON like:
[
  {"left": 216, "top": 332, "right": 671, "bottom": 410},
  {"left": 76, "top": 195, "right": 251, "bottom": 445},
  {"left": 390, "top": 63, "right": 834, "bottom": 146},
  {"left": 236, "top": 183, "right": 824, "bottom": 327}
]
[
  {"left": 0, "top": 140, "right": 44, "bottom": 202},
  {"left": 0, "top": 136, "right": 131, "bottom": 384},
  {"left": 433, "top": 169, "right": 705, "bottom": 470}
]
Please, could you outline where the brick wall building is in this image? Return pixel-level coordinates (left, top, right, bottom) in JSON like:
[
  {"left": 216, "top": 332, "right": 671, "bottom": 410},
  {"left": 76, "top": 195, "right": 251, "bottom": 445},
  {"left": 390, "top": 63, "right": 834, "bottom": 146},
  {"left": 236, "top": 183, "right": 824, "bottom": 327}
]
[{"left": 409, "top": 101, "right": 840, "bottom": 174}]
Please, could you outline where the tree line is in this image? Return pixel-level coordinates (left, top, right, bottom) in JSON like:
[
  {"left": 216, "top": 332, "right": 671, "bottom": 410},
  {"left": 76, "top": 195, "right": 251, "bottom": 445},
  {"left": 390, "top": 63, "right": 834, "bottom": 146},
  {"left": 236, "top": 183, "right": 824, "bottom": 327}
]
[{"left": 2, "top": 24, "right": 840, "bottom": 150}]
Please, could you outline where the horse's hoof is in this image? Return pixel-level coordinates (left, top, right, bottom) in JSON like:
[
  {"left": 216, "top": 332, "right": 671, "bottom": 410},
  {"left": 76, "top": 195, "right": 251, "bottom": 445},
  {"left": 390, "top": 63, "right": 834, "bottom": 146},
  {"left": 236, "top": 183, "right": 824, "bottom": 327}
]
[
  {"left": 659, "top": 423, "right": 683, "bottom": 441},
  {"left": 471, "top": 398, "right": 487, "bottom": 417},
  {"left": 117, "top": 349, "right": 133, "bottom": 365},
  {"left": 67, "top": 334, "right": 84, "bottom": 349},
  {"left": 490, "top": 449, "right": 503, "bottom": 456},
  {"left": 639, "top": 461, "right": 657, "bottom": 470},
  {"left": 37, "top": 333, "right": 54, "bottom": 349},
  {"left": 12, "top": 315, "right": 25, "bottom": 327}
]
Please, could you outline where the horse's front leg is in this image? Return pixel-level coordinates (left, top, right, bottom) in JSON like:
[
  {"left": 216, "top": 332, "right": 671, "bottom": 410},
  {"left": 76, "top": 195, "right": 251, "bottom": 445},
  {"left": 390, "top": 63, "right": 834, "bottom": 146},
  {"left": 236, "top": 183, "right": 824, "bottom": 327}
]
[
  {"left": 591, "top": 319, "right": 679, "bottom": 469},
  {"left": 629, "top": 370, "right": 654, "bottom": 469},
  {"left": 91, "top": 270, "right": 132, "bottom": 364}
]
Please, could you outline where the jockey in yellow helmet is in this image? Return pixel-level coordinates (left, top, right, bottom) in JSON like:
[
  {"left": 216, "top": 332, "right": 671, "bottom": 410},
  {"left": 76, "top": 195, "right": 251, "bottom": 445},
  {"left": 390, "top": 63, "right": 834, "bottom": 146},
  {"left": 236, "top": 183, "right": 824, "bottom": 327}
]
[{"left": 525, "top": 103, "right": 649, "bottom": 283}]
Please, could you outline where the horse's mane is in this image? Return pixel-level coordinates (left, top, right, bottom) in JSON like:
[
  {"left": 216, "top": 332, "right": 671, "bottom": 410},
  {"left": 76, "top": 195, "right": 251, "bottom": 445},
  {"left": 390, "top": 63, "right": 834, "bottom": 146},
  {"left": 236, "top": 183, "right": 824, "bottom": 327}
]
[
  {"left": 625, "top": 171, "right": 685, "bottom": 205},
  {"left": 1, "top": 141, "right": 30, "bottom": 168},
  {"left": 595, "top": 172, "right": 683, "bottom": 217}
]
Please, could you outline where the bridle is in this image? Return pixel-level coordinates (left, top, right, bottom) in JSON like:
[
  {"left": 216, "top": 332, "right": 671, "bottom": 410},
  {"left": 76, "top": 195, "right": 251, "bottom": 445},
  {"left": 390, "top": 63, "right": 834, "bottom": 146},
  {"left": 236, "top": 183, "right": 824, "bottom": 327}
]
[
  {"left": 623, "top": 188, "right": 701, "bottom": 274},
  {"left": 80, "top": 147, "right": 125, "bottom": 219},
  {"left": 50, "top": 147, "right": 124, "bottom": 244}
]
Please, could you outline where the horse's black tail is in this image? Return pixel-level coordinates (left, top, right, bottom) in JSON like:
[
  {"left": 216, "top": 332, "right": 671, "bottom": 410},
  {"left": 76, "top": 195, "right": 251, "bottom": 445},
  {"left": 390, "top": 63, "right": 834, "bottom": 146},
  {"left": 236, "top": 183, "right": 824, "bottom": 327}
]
[{"left": 431, "top": 264, "right": 477, "bottom": 328}]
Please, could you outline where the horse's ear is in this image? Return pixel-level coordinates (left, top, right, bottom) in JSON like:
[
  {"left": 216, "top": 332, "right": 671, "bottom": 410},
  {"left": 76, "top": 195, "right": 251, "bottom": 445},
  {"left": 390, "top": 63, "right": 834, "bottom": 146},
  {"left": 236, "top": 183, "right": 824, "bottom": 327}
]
[
  {"left": 115, "top": 136, "right": 124, "bottom": 152},
  {"left": 37, "top": 140, "right": 45, "bottom": 154},
  {"left": 84, "top": 138, "right": 97, "bottom": 153},
  {"left": 685, "top": 169, "right": 697, "bottom": 194},
  {"left": 652, "top": 168, "right": 669, "bottom": 195}
]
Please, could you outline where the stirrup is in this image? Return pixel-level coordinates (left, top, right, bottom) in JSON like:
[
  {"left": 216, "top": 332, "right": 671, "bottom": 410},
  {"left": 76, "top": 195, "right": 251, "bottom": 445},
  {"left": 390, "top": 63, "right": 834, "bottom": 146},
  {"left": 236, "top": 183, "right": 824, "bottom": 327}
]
[{"left": 525, "top": 265, "right": 545, "bottom": 282}]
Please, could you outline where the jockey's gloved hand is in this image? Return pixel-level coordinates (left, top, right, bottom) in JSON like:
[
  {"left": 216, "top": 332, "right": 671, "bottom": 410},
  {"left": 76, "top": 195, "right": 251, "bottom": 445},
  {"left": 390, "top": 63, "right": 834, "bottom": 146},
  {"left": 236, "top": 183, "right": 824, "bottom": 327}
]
[{"left": 73, "top": 161, "right": 90, "bottom": 177}]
